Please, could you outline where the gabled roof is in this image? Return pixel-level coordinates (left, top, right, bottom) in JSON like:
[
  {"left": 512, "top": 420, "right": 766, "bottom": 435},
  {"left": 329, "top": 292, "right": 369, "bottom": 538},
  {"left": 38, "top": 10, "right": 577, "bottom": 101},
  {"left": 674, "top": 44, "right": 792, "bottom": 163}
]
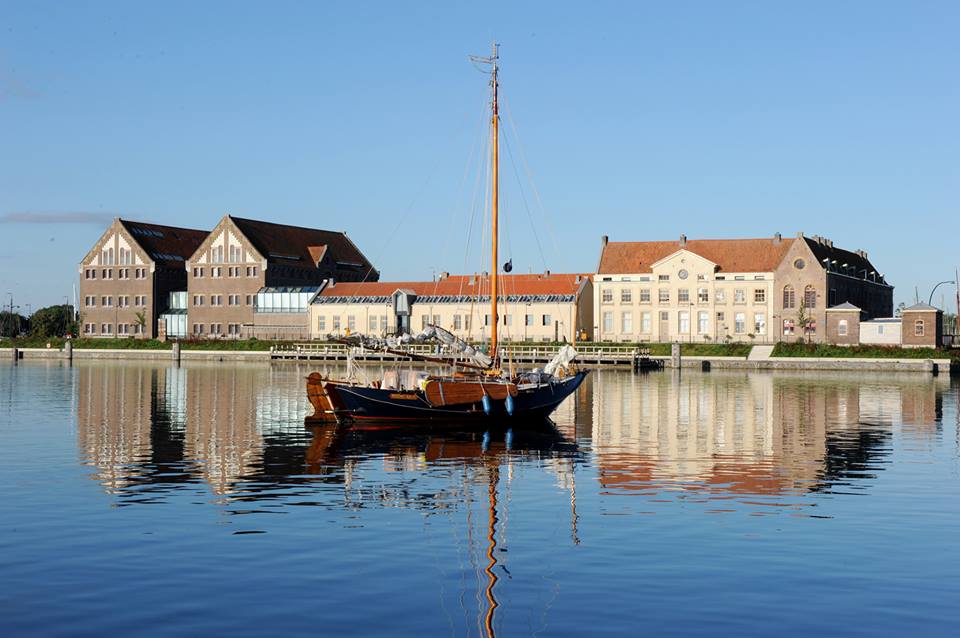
[
  {"left": 598, "top": 238, "right": 794, "bottom": 274},
  {"left": 903, "top": 302, "right": 941, "bottom": 312},
  {"left": 316, "top": 273, "right": 589, "bottom": 301},
  {"left": 229, "top": 216, "right": 377, "bottom": 278},
  {"left": 827, "top": 302, "right": 861, "bottom": 311},
  {"left": 119, "top": 219, "right": 209, "bottom": 269}
]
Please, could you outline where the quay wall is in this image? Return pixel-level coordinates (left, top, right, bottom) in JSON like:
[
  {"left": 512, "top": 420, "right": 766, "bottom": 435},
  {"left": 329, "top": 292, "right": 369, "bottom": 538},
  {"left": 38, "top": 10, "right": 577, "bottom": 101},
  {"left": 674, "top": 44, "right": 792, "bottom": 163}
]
[{"left": 0, "top": 347, "right": 951, "bottom": 374}]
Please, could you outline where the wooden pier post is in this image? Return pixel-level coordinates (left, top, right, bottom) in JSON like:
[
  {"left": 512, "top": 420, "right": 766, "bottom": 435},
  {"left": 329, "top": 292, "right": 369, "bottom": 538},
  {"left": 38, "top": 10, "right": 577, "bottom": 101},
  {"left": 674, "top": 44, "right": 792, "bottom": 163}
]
[
  {"left": 64, "top": 340, "right": 73, "bottom": 364},
  {"left": 172, "top": 341, "right": 181, "bottom": 367},
  {"left": 671, "top": 342, "right": 681, "bottom": 369}
]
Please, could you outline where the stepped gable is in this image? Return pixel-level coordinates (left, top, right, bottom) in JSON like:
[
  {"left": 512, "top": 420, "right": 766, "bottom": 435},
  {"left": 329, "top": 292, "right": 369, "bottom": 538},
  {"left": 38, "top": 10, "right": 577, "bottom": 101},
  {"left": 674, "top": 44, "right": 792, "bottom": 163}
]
[
  {"left": 598, "top": 238, "right": 796, "bottom": 274},
  {"left": 119, "top": 219, "right": 209, "bottom": 269},
  {"left": 802, "top": 237, "right": 879, "bottom": 275}
]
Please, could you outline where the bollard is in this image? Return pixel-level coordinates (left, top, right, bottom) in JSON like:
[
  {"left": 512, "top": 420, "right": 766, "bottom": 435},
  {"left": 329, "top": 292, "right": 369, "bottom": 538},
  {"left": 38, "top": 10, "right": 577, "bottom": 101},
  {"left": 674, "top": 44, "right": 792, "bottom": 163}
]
[
  {"left": 65, "top": 340, "right": 73, "bottom": 363},
  {"left": 172, "top": 342, "right": 181, "bottom": 367},
  {"left": 12, "top": 347, "right": 18, "bottom": 365},
  {"left": 671, "top": 342, "right": 681, "bottom": 369}
]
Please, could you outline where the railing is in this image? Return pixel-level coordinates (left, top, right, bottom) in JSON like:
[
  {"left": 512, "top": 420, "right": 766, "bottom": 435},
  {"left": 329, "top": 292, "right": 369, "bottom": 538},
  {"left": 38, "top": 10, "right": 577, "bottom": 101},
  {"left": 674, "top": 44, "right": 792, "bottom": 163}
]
[{"left": 272, "top": 342, "right": 649, "bottom": 362}]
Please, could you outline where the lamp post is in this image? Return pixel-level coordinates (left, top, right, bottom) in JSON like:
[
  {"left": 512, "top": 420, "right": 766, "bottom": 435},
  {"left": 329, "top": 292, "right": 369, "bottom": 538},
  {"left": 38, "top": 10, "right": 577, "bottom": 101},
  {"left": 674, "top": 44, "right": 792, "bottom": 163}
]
[{"left": 928, "top": 281, "right": 955, "bottom": 307}]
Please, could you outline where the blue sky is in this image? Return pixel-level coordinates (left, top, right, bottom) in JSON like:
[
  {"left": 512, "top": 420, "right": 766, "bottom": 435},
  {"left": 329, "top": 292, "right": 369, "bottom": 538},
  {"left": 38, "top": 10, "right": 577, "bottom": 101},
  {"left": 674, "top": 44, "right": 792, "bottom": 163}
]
[{"left": 1, "top": 1, "right": 957, "bottom": 313}]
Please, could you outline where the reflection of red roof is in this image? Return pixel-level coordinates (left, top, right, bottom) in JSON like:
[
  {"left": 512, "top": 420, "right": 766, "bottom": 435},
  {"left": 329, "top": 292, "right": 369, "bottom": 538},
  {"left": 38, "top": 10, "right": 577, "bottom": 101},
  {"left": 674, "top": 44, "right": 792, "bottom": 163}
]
[
  {"left": 598, "top": 238, "right": 795, "bottom": 274},
  {"left": 318, "top": 273, "right": 590, "bottom": 298},
  {"left": 597, "top": 455, "right": 797, "bottom": 496}
]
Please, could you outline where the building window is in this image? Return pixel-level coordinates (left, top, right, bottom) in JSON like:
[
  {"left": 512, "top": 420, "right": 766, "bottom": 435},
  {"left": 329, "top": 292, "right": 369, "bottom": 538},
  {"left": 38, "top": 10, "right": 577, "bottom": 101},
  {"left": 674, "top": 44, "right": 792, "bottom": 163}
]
[
  {"left": 734, "top": 289, "right": 746, "bottom": 304},
  {"left": 658, "top": 274, "right": 669, "bottom": 282},
  {"left": 658, "top": 289, "right": 670, "bottom": 303},
  {"left": 915, "top": 320, "right": 924, "bottom": 337},
  {"left": 620, "top": 289, "right": 632, "bottom": 304},
  {"left": 698, "top": 288, "right": 709, "bottom": 303},
  {"left": 698, "top": 311, "right": 709, "bottom": 334},
  {"left": 85, "top": 296, "right": 95, "bottom": 307},
  {"left": 754, "top": 313, "right": 766, "bottom": 335},
  {"left": 678, "top": 289, "right": 689, "bottom": 303},
  {"left": 641, "top": 312, "right": 651, "bottom": 333},
  {"left": 805, "top": 320, "right": 817, "bottom": 335},
  {"left": 453, "top": 315, "right": 462, "bottom": 330},
  {"left": 369, "top": 316, "right": 377, "bottom": 332},
  {"left": 542, "top": 314, "right": 552, "bottom": 327},
  {"left": 754, "top": 289, "right": 765, "bottom": 303},
  {"left": 101, "top": 323, "right": 113, "bottom": 335},
  {"left": 622, "top": 312, "right": 632, "bottom": 333},
  {"left": 678, "top": 311, "right": 689, "bottom": 334},
  {"left": 602, "top": 288, "right": 613, "bottom": 304},
  {"left": 504, "top": 314, "right": 512, "bottom": 326},
  {"left": 838, "top": 319, "right": 848, "bottom": 336},
  {"left": 639, "top": 289, "right": 651, "bottom": 303},
  {"left": 101, "top": 296, "right": 112, "bottom": 307},
  {"left": 483, "top": 314, "right": 490, "bottom": 327},
  {"left": 717, "top": 311, "right": 725, "bottom": 322},
  {"left": 734, "top": 313, "right": 745, "bottom": 334},
  {"left": 333, "top": 316, "right": 341, "bottom": 330},
  {"left": 524, "top": 314, "right": 533, "bottom": 326},
  {"left": 318, "top": 316, "right": 326, "bottom": 331},
  {"left": 804, "top": 286, "right": 817, "bottom": 309},
  {"left": 213, "top": 295, "right": 223, "bottom": 306},
  {"left": 783, "top": 285, "right": 795, "bottom": 309},
  {"left": 246, "top": 295, "right": 253, "bottom": 306},
  {"left": 602, "top": 311, "right": 613, "bottom": 334},
  {"left": 716, "top": 289, "right": 725, "bottom": 303},
  {"left": 877, "top": 324, "right": 885, "bottom": 335},
  {"left": 347, "top": 316, "right": 356, "bottom": 332}
]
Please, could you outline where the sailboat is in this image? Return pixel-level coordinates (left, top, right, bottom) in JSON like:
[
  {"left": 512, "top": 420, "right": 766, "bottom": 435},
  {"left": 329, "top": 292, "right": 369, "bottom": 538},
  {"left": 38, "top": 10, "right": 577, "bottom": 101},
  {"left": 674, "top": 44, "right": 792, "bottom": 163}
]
[{"left": 306, "top": 45, "right": 588, "bottom": 425}]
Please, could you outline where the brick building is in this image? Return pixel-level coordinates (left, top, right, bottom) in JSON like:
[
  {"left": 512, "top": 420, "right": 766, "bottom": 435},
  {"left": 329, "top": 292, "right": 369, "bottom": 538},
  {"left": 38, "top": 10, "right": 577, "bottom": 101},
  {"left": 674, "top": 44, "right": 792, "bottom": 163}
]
[
  {"left": 78, "top": 219, "right": 208, "bottom": 338},
  {"left": 596, "top": 232, "right": 894, "bottom": 344},
  {"left": 185, "top": 215, "right": 378, "bottom": 338}
]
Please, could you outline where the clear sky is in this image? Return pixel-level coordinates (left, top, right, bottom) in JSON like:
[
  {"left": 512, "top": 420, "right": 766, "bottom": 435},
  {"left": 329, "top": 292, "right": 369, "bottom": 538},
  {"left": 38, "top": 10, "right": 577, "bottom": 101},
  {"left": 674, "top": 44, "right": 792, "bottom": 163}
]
[{"left": 1, "top": 1, "right": 957, "bottom": 314}]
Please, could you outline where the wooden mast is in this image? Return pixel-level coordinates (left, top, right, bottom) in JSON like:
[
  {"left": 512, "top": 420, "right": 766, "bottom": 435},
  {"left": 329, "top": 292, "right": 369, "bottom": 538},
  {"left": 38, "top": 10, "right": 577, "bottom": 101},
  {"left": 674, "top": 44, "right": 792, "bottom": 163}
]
[{"left": 489, "top": 42, "right": 500, "bottom": 365}]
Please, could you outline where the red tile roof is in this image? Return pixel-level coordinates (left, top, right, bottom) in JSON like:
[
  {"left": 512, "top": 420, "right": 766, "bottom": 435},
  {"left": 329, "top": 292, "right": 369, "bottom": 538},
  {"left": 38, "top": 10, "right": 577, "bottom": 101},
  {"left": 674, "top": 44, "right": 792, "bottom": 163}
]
[
  {"left": 319, "top": 273, "right": 589, "bottom": 299},
  {"left": 597, "top": 238, "right": 796, "bottom": 274}
]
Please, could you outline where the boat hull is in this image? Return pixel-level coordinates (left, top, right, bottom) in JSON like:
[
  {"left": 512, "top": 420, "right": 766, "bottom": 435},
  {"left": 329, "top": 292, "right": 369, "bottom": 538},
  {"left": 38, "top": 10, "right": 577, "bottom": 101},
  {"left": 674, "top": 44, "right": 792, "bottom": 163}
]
[{"left": 312, "top": 371, "right": 588, "bottom": 424}]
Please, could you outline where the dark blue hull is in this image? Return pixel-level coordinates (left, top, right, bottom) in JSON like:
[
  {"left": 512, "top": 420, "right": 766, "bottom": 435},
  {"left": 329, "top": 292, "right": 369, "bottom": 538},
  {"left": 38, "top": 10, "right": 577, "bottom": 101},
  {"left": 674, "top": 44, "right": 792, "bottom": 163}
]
[{"left": 326, "top": 371, "right": 588, "bottom": 424}]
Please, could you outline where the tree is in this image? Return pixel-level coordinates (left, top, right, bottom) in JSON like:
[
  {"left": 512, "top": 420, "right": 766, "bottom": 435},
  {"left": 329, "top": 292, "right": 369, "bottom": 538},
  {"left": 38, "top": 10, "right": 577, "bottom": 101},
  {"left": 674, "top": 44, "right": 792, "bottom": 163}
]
[
  {"left": 29, "top": 304, "right": 76, "bottom": 338},
  {"left": 895, "top": 302, "right": 906, "bottom": 317},
  {"left": 797, "top": 300, "right": 814, "bottom": 343},
  {"left": 0, "top": 311, "right": 28, "bottom": 338},
  {"left": 135, "top": 311, "right": 147, "bottom": 335}
]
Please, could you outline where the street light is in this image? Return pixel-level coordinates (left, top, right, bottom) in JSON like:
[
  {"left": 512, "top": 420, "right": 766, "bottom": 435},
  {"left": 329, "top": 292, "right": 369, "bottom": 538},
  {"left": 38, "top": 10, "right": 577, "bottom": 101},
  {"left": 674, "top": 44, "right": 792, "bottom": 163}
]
[{"left": 928, "top": 280, "right": 955, "bottom": 307}]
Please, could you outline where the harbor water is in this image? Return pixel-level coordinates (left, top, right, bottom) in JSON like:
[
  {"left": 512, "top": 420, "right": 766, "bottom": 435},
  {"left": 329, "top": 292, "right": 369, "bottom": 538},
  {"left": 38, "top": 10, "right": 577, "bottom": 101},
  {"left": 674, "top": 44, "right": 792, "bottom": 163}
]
[{"left": 1, "top": 361, "right": 958, "bottom": 636}]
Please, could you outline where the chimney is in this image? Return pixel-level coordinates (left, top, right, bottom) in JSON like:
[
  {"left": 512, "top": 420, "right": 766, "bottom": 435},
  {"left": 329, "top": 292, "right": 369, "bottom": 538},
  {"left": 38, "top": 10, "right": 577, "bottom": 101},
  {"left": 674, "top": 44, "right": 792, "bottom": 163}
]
[
  {"left": 773, "top": 232, "right": 782, "bottom": 244},
  {"left": 328, "top": 278, "right": 335, "bottom": 288},
  {"left": 544, "top": 269, "right": 551, "bottom": 277},
  {"left": 601, "top": 235, "right": 608, "bottom": 248},
  {"left": 679, "top": 234, "right": 687, "bottom": 247},
  {"left": 575, "top": 274, "right": 582, "bottom": 284},
  {"left": 796, "top": 231, "right": 804, "bottom": 238}
]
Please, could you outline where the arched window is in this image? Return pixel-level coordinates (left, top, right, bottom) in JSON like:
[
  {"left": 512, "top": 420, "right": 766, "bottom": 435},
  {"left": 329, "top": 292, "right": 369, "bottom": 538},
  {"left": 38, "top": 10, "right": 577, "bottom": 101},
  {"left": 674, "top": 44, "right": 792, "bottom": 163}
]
[
  {"left": 804, "top": 285, "right": 816, "bottom": 309},
  {"left": 783, "top": 285, "right": 795, "bottom": 309}
]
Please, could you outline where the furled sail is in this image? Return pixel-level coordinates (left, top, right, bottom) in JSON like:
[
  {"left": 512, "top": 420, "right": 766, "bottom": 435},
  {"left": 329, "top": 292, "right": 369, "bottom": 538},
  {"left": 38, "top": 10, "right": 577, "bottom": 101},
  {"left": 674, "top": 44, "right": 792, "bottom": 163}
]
[
  {"left": 334, "top": 324, "right": 494, "bottom": 368},
  {"left": 543, "top": 344, "right": 578, "bottom": 376}
]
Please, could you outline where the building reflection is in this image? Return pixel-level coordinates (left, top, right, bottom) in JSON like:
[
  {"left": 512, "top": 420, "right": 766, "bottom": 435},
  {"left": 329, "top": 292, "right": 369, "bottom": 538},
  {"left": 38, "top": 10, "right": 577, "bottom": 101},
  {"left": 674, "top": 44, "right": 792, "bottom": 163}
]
[
  {"left": 77, "top": 363, "right": 949, "bottom": 502},
  {"left": 588, "top": 370, "right": 949, "bottom": 496}
]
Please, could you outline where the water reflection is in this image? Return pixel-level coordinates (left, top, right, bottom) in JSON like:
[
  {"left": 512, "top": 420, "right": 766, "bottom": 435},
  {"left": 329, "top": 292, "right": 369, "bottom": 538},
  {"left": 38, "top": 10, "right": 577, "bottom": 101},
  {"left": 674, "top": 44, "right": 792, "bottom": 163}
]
[
  {"left": 587, "top": 371, "right": 948, "bottom": 499},
  {"left": 69, "top": 363, "right": 954, "bottom": 636}
]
